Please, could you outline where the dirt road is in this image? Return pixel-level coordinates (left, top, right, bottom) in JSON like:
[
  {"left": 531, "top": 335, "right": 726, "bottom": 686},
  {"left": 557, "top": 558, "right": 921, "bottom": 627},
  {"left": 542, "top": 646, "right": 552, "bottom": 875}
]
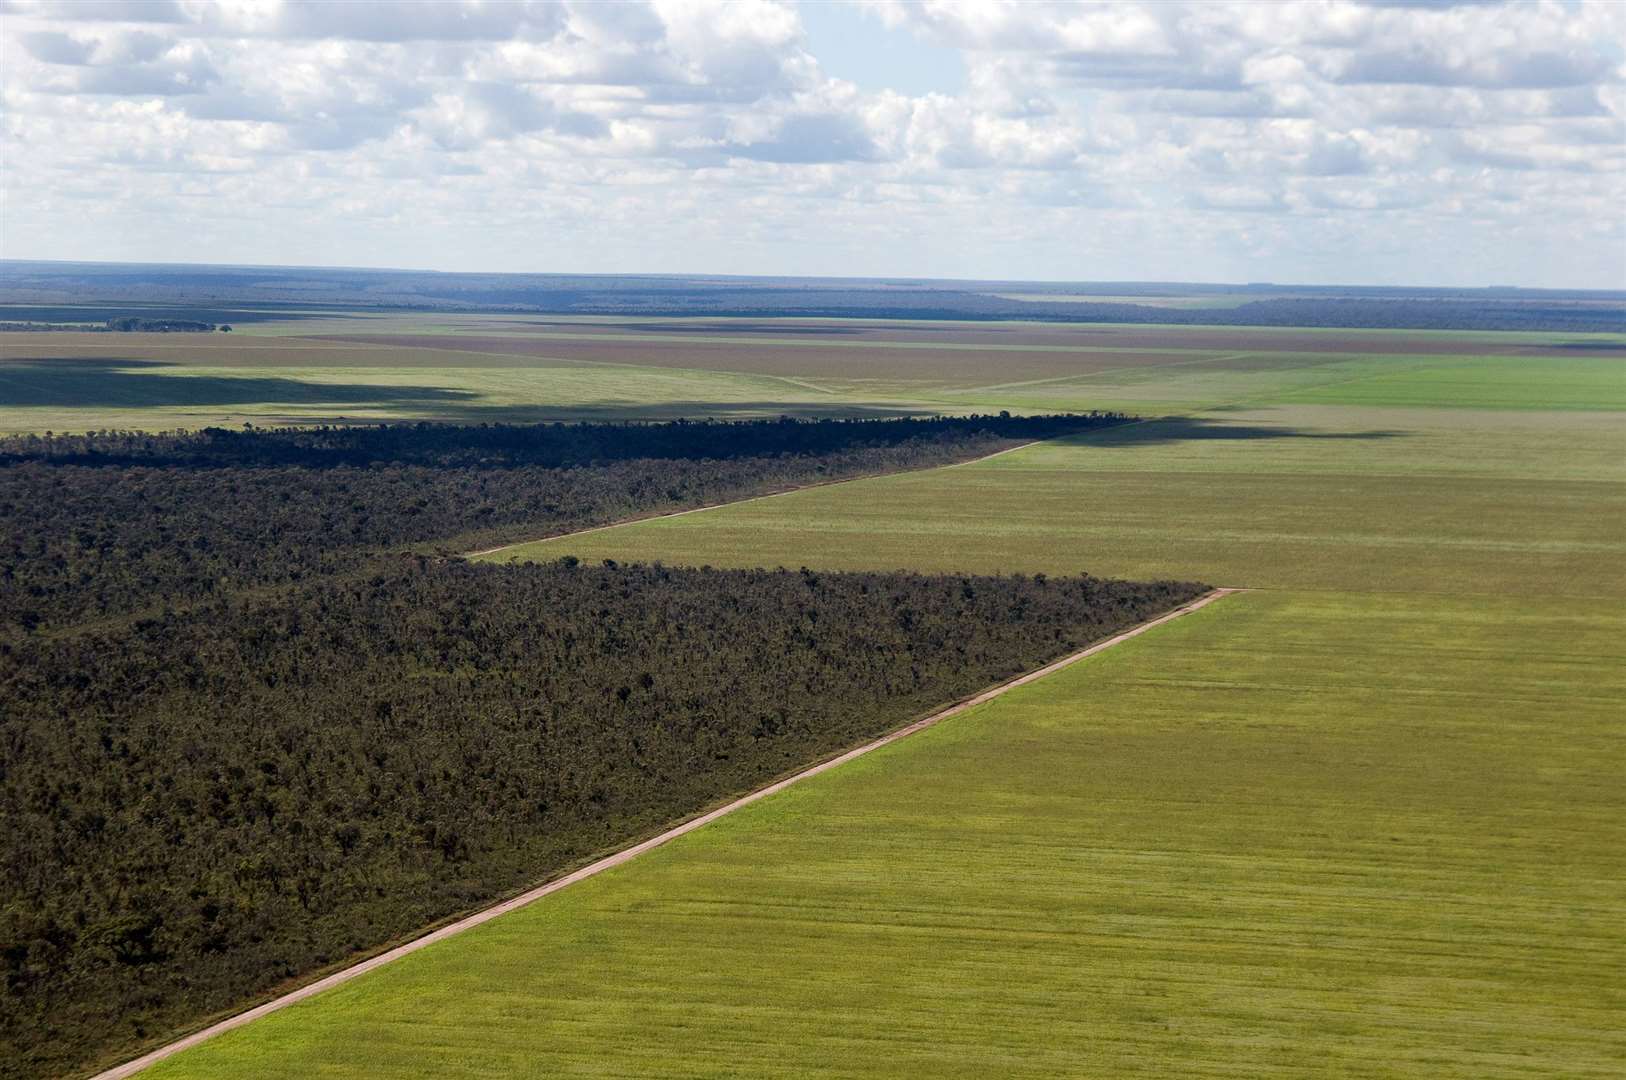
[{"left": 91, "top": 587, "right": 1239, "bottom": 1080}]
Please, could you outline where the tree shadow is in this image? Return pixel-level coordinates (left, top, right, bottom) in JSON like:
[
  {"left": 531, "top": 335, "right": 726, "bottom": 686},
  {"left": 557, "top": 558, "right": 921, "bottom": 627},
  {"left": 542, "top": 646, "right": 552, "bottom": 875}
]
[
  {"left": 1053, "top": 414, "right": 1408, "bottom": 448},
  {"left": 0, "top": 359, "right": 477, "bottom": 408},
  {"left": 0, "top": 358, "right": 951, "bottom": 426}
]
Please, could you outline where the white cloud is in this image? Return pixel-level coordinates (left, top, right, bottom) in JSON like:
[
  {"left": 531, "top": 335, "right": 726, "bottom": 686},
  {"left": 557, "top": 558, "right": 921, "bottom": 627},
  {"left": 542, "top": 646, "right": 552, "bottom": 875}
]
[
  {"left": 0, "top": 0, "right": 1621, "bottom": 286},
  {"left": 18, "top": 29, "right": 98, "bottom": 64}
]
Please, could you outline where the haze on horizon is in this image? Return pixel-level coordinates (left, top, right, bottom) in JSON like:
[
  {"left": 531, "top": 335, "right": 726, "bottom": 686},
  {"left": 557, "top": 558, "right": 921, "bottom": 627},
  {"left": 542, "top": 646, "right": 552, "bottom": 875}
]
[{"left": 2, "top": 0, "right": 1623, "bottom": 290}]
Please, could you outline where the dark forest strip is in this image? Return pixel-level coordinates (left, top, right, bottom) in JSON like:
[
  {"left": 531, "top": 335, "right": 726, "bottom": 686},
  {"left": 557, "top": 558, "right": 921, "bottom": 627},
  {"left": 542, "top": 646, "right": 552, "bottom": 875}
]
[{"left": 0, "top": 413, "right": 1125, "bottom": 636}]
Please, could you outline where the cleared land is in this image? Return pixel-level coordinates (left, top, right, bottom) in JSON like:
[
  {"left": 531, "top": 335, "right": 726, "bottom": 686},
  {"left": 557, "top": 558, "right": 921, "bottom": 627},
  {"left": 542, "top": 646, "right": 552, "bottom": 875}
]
[
  {"left": 0, "top": 332, "right": 873, "bottom": 432},
  {"left": 143, "top": 589, "right": 1626, "bottom": 1079},
  {"left": 3, "top": 316, "right": 1621, "bottom": 433},
  {"left": 487, "top": 405, "right": 1626, "bottom": 597}
]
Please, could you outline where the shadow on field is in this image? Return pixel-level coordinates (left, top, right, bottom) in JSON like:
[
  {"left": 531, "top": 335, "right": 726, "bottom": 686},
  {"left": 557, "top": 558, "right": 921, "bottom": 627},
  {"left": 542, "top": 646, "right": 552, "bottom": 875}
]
[
  {"left": 0, "top": 358, "right": 475, "bottom": 408},
  {"left": 1056, "top": 415, "right": 1408, "bottom": 448},
  {"left": 1543, "top": 341, "right": 1626, "bottom": 352},
  {"left": 0, "top": 358, "right": 943, "bottom": 424},
  {"left": 398, "top": 400, "right": 942, "bottom": 424}
]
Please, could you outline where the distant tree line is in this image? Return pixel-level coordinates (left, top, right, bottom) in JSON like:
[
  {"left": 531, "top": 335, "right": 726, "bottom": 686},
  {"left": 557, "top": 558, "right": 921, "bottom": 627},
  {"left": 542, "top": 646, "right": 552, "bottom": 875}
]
[
  {"left": 3, "top": 258, "right": 1621, "bottom": 331},
  {"left": 525, "top": 293, "right": 1625, "bottom": 333},
  {"left": 0, "top": 322, "right": 105, "bottom": 332},
  {"left": 0, "top": 318, "right": 226, "bottom": 333},
  {"left": 103, "top": 317, "right": 218, "bottom": 332},
  {"left": 0, "top": 560, "right": 1205, "bottom": 1077},
  {"left": 0, "top": 412, "right": 1121, "bottom": 469}
]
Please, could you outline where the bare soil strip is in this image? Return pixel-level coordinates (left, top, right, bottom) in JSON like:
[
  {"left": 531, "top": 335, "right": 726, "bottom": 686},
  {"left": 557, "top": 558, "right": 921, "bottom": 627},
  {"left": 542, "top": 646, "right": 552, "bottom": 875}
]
[
  {"left": 464, "top": 439, "right": 1039, "bottom": 559},
  {"left": 91, "top": 587, "right": 1239, "bottom": 1080}
]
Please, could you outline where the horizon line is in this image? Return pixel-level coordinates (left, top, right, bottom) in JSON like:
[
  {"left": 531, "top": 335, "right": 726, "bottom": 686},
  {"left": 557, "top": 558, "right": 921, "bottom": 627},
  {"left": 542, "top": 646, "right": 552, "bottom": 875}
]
[{"left": 3, "top": 256, "right": 1624, "bottom": 296}]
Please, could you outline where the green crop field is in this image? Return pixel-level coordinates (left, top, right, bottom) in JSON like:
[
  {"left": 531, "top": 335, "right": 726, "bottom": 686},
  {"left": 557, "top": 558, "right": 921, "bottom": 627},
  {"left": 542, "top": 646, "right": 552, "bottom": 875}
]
[
  {"left": 486, "top": 404, "right": 1626, "bottom": 597},
  {"left": 127, "top": 319, "right": 1626, "bottom": 1078},
  {"left": 145, "top": 590, "right": 1626, "bottom": 1079}
]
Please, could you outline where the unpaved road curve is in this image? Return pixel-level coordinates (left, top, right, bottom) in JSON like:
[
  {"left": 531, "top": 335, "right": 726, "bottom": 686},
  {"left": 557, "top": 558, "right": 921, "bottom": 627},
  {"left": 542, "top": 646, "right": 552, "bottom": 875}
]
[
  {"left": 464, "top": 439, "right": 1040, "bottom": 559},
  {"left": 92, "top": 587, "right": 1239, "bottom": 1080}
]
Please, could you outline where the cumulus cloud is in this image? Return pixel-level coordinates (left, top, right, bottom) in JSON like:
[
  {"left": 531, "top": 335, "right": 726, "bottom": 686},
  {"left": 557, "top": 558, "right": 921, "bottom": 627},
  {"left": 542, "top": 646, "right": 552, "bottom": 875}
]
[
  {"left": 18, "top": 30, "right": 98, "bottom": 64},
  {"left": 258, "top": 0, "right": 566, "bottom": 43},
  {"left": 721, "top": 112, "right": 877, "bottom": 163},
  {"left": 21, "top": 0, "right": 189, "bottom": 23},
  {"left": 0, "top": 0, "right": 1621, "bottom": 286}
]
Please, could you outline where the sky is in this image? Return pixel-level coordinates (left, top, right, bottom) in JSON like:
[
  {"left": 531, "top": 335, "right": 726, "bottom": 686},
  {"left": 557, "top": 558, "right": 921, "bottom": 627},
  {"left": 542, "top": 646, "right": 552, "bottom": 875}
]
[{"left": 1, "top": 0, "right": 1623, "bottom": 288}]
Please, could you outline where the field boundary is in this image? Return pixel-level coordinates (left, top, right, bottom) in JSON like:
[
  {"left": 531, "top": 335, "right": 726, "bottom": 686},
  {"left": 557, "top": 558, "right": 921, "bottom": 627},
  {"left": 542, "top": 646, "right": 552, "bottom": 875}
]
[
  {"left": 464, "top": 438, "right": 1040, "bottom": 559},
  {"left": 90, "top": 586, "right": 1240, "bottom": 1080}
]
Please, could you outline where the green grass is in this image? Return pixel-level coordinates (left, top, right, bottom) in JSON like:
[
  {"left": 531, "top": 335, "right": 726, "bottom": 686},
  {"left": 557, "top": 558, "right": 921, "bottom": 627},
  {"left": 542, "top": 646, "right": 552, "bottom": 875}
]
[
  {"left": 1277, "top": 355, "right": 1626, "bottom": 410},
  {"left": 485, "top": 405, "right": 1626, "bottom": 598},
  {"left": 146, "top": 590, "right": 1626, "bottom": 1079}
]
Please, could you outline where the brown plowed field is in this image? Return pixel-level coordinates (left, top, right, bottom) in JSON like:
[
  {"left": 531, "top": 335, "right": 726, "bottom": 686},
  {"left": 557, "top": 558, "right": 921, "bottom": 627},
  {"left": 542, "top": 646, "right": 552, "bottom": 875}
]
[{"left": 0, "top": 334, "right": 589, "bottom": 370}]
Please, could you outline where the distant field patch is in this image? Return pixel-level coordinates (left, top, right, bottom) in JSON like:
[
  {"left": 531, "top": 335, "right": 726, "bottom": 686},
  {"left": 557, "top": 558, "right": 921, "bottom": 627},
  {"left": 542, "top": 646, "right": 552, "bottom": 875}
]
[
  {"left": 305, "top": 331, "right": 1223, "bottom": 387},
  {"left": 0, "top": 342, "right": 914, "bottom": 433},
  {"left": 0, "top": 332, "right": 607, "bottom": 370},
  {"left": 485, "top": 405, "right": 1626, "bottom": 598},
  {"left": 459, "top": 317, "right": 1623, "bottom": 357},
  {"left": 1005, "top": 406, "right": 1626, "bottom": 482},
  {"left": 1276, "top": 354, "right": 1626, "bottom": 409},
  {"left": 493, "top": 466, "right": 1626, "bottom": 597}
]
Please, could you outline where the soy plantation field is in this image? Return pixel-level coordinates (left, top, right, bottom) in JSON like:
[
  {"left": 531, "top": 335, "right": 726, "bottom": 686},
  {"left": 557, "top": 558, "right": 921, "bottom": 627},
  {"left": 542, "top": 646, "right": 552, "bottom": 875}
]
[
  {"left": 486, "top": 403, "right": 1626, "bottom": 597},
  {"left": 127, "top": 320, "right": 1626, "bottom": 1078},
  {"left": 144, "top": 590, "right": 1626, "bottom": 1079}
]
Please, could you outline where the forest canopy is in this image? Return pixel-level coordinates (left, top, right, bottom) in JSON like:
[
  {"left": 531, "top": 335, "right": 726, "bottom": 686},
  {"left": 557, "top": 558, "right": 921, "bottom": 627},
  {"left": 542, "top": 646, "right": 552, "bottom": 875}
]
[{"left": 0, "top": 413, "right": 1124, "bottom": 636}]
